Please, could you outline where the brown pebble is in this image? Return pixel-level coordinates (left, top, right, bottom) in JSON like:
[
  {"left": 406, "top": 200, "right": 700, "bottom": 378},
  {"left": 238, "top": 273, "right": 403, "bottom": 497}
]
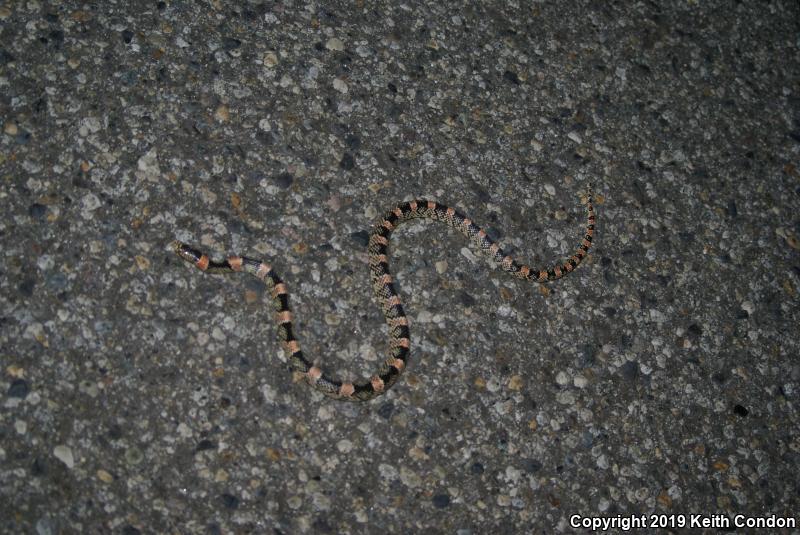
[
  {"left": 215, "top": 105, "right": 230, "bottom": 122},
  {"left": 507, "top": 375, "right": 523, "bottom": 391},
  {"left": 71, "top": 10, "right": 92, "bottom": 22},
  {"left": 538, "top": 285, "right": 550, "bottom": 296},
  {"left": 134, "top": 255, "right": 150, "bottom": 270},
  {"left": 712, "top": 460, "right": 729, "bottom": 471}
]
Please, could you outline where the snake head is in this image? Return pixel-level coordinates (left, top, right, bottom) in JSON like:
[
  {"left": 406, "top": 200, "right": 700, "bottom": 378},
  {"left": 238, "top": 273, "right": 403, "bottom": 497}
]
[{"left": 171, "top": 240, "right": 203, "bottom": 265}]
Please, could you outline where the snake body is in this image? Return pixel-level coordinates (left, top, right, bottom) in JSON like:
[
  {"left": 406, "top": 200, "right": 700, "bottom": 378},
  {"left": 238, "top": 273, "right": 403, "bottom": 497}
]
[{"left": 173, "top": 189, "right": 595, "bottom": 401}]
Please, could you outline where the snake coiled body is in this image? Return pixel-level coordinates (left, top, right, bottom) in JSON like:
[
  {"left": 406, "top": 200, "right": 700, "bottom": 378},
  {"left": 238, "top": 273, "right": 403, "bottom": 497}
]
[{"left": 173, "top": 190, "right": 595, "bottom": 401}]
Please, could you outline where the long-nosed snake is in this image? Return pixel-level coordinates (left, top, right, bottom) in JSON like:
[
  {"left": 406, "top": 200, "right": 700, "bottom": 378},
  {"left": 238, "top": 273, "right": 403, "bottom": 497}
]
[{"left": 172, "top": 187, "right": 595, "bottom": 402}]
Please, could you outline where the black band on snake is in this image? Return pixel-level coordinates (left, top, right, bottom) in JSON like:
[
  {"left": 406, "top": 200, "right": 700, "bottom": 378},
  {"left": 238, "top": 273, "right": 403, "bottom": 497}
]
[{"left": 172, "top": 187, "right": 595, "bottom": 402}]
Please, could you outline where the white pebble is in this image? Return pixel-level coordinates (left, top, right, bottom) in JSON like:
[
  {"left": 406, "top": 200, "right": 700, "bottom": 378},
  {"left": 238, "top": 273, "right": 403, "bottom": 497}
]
[
  {"left": 400, "top": 466, "right": 422, "bottom": 488},
  {"left": 556, "top": 391, "right": 575, "bottom": 405},
  {"left": 378, "top": 463, "right": 398, "bottom": 480},
  {"left": 37, "top": 255, "right": 54, "bottom": 271},
  {"left": 316, "top": 404, "right": 334, "bottom": 420},
  {"left": 505, "top": 465, "right": 522, "bottom": 482},
  {"left": 333, "top": 77, "right": 348, "bottom": 93},
  {"left": 416, "top": 310, "right": 433, "bottom": 323},
  {"left": 486, "top": 377, "right": 501, "bottom": 393},
  {"left": 596, "top": 454, "right": 608, "bottom": 470},
  {"left": 80, "top": 192, "right": 101, "bottom": 214},
  {"left": 211, "top": 326, "right": 225, "bottom": 341},
  {"left": 325, "top": 37, "right": 344, "bottom": 51},
  {"left": 54, "top": 445, "right": 74, "bottom": 468},
  {"left": 137, "top": 148, "right": 160, "bottom": 175},
  {"left": 460, "top": 247, "right": 478, "bottom": 263}
]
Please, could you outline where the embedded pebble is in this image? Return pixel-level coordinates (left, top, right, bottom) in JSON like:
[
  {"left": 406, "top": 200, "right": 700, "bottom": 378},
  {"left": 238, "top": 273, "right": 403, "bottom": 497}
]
[
  {"left": 264, "top": 51, "right": 278, "bottom": 66},
  {"left": 378, "top": 463, "right": 398, "bottom": 480},
  {"left": 80, "top": 193, "right": 101, "bottom": 214},
  {"left": 53, "top": 445, "right": 74, "bottom": 468},
  {"left": 333, "top": 78, "right": 349, "bottom": 93},
  {"left": 596, "top": 454, "right": 609, "bottom": 470},
  {"left": 125, "top": 447, "right": 143, "bottom": 465},
  {"left": 567, "top": 131, "right": 582, "bottom": 144},
  {"left": 336, "top": 439, "right": 354, "bottom": 453},
  {"left": 325, "top": 37, "right": 345, "bottom": 51},
  {"left": 400, "top": 466, "right": 422, "bottom": 488},
  {"left": 136, "top": 148, "right": 161, "bottom": 179},
  {"left": 8, "top": 379, "right": 30, "bottom": 398},
  {"left": 485, "top": 377, "right": 501, "bottom": 393},
  {"left": 214, "top": 105, "right": 230, "bottom": 122}
]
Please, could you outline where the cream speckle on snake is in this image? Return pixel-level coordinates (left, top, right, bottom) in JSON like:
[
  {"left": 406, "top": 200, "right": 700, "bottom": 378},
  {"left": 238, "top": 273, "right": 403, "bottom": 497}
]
[{"left": 172, "top": 186, "right": 596, "bottom": 402}]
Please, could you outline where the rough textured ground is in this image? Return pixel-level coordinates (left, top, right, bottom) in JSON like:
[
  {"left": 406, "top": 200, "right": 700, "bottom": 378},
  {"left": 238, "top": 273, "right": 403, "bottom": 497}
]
[{"left": 2, "top": 1, "right": 799, "bottom": 533}]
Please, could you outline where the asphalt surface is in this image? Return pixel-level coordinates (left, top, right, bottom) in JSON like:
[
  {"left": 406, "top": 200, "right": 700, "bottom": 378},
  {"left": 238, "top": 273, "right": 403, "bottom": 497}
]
[{"left": 1, "top": 1, "right": 799, "bottom": 533}]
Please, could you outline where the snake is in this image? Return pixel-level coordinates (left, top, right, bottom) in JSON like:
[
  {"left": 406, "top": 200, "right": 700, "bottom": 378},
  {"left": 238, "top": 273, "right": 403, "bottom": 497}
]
[{"left": 172, "top": 187, "right": 595, "bottom": 402}]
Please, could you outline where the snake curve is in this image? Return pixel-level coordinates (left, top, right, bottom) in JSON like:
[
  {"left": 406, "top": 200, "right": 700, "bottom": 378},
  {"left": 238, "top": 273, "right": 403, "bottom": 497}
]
[{"left": 172, "top": 188, "right": 595, "bottom": 402}]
